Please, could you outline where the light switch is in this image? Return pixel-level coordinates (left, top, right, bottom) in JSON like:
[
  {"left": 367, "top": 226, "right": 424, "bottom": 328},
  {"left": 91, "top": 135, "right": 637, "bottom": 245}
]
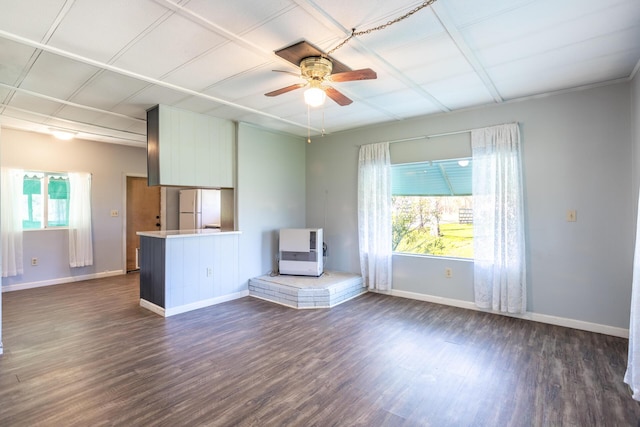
[
  {"left": 111, "top": 209, "right": 119, "bottom": 217},
  {"left": 566, "top": 210, "right": 577, "bottom": 222}
]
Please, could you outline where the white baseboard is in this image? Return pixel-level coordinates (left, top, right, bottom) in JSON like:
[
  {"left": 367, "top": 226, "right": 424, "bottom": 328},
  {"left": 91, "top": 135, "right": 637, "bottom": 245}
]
[
  {"left": 140, "top": 299, "right": 165, "bottom": 316},
  {"left": 390, "top": 289, "right": 629, "bottom": 339},
  {"left": 141, "top": 291, "right": 249, "bottom": 317},
  {"left": 2, "top": 270, "right": 125, "bottom": 293}
]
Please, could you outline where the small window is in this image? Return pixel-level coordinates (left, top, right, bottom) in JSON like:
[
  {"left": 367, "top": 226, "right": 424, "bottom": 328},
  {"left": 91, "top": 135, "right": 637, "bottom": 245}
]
[
  {"left": 391, "top": 158, "right": 473, "bottom": 259},
  {"left": 22, "top": 172, "right": 70, "bottom": 229}
]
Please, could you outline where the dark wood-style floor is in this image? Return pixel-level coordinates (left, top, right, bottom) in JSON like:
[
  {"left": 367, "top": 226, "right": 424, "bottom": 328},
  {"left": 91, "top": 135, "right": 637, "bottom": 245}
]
[{"left": 1, "top": 274, "right": 639, "bottom": 426}]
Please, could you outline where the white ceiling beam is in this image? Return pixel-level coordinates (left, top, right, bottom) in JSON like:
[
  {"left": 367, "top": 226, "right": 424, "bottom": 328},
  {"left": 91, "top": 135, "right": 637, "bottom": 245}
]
[
  {"left": 0, "top": 29, "right": 320, "bottom": 133},
  {"left": 0, "top": 82, "right": 145, "bottom": 124},
  {"left": 158, "top": 0, "right": 299, "bottom": 71},
  {"left": 0, "top": 103, "right": 146, "bottom": 146},
  {"left": 431, "top": 2, "right": 503, "bottom": 103}
]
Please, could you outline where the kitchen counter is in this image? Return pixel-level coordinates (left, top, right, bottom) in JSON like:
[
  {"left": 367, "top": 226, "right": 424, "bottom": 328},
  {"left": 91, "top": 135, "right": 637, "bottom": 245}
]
[
  {"left": 137, "top": 229, "right": 245, "bottom": 317},
  {"left": 137, "top": 229, "right": 241, "bottom": 239}
]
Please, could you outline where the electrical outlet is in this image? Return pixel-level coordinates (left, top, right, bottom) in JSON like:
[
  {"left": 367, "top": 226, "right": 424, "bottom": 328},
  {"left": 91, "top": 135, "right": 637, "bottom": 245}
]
[
  {"left": 31, "top": 257, "right": 38, "bottom": 266},
  {"left": 566, "top": 209, "right": 577, "bottom": 222},
  {"left": 445, "top": 267, "right": 452, "bottom": 278},
  {"left": 206, "top": 267, "right": 212, "bottom": 277}
]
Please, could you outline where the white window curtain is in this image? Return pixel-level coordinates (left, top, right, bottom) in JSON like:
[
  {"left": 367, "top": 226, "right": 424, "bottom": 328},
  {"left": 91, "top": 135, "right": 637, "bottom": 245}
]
[
  {"left": 1, "top": 168, "right": 24, "bottom": 277},
  {"left": 625, "top": 192, "right": 640, "bottom": 400},
  {"left": 357, "top": 142, "right": 392, "bottom": 291},
  {"left": 68, "top": 172, "right": 93, "bottom": 267},
  {"left": 472, "top": 123, "right": 526, "bottom": 313}
]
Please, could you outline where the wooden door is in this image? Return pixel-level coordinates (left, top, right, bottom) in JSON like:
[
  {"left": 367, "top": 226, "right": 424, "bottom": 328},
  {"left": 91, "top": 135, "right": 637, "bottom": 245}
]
[{"left": 126, "top": 177, "right": 161, "bottom": 272}]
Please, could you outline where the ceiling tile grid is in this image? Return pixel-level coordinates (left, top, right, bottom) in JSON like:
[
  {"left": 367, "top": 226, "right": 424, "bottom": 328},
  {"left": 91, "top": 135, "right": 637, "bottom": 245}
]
[{"left": 0, "top": 0, "right": 638, "bottom": 145}]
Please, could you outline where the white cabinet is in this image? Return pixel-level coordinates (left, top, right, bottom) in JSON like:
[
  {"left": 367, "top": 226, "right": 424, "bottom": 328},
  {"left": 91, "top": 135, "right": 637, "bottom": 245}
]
[{"left": 147, "top": 104, "right": 235, "bottom": 188}]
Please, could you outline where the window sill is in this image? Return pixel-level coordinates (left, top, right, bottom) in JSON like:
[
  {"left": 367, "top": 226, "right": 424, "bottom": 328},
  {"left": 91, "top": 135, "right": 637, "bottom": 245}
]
[
  {"left": 392, "top": 252, "right": 474, "bottom": 262},
  {"left": 23, "top": 227, "right": 69, "bottom": 232}
]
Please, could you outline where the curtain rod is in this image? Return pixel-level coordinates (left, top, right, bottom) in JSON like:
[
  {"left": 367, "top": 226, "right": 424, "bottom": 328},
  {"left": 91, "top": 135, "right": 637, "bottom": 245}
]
[
  {"left": 358, "top": 122, "right": 518, "bottom": 146},
  {"left": 388, "top": 128, "right": 471, "bottom": 144}
]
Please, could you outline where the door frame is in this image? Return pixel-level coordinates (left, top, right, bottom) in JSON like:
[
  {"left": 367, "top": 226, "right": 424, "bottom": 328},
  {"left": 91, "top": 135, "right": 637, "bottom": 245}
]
[{"left": 121, "top": 173, "right": 166, "bottom": 273}]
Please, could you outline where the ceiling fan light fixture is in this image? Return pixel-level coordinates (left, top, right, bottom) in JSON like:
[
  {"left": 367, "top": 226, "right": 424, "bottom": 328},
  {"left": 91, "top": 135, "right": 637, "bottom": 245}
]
[{"left": 304, "top": 84, "right": 326, "bottom": 107}]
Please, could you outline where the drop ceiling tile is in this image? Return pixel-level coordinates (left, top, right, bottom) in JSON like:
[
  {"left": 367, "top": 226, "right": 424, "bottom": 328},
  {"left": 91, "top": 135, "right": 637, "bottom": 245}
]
[
  {"left": 462, "top": 0, "right": 640, "bottom": 68},
  {"left": 112, "top": 13, "right": 227, "bottom": 79},
  {"left": 5, "top": 92, "right": 62, "bottom": 116},
  {"left": 239, "top": 6, "right": 338, "bottom": 54},
  {"left": 0, "top": 39, "right": 38, "bottom": 85},
  {"left": 186, "top": 0, "right": 298, "bottom": 36},
  {"left": 19, "top": 52, "right": 101, "bottom": 100},
  {"left": 312, "top": 0, "right": 425, "bottom": 31},
  {"left": 123, "top": 84, "right": 213, "bottom": 113},
  {"left": 384, "top": 35, "right": 473, "bottom": 84},
  {"left": 54, "top": 104, "right": 143, "bottom": 134},
  {"left": 68, "top": 70, "right": 151, "bottom": 110},
  {"left": 0, "top": 87, "right": 10, "bottom": 100},
  {"left": 163, "top": 42, "right": 270, "bottom": 90},
  {"left": 442, "top": 0, "right": 537, "bottom": 28},
  {"left": 0, "top": 0, "right": 67, "bottom": 40},
  {"left": 172, "top": 96, "right": 225, "bottom": 114},
  {"left": 421, "top": 73, "right": 495, "bottom": 110},
  {"left": 336, "top": 7, "right": 444, "bottom": 55},
  {"left": 48, "top": 0, "right": 169, "bottom": 62},
  {"left": 364, "top": 88, "right": 446, "bottom": 118},
  {"left": 205, "top": 66, "right": 289, "bottom": 100},
  {"left": 0, "top": 105, "right": 50, "bottom": 126},
  {"left": 490, "top": 48, "right": 640, "bottom": 99}
]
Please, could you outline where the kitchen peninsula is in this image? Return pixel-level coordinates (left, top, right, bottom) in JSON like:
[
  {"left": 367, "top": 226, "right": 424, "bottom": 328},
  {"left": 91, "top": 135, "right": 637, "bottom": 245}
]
[{"left": 137, "top": 229, "right": 244, "bottom": 317}]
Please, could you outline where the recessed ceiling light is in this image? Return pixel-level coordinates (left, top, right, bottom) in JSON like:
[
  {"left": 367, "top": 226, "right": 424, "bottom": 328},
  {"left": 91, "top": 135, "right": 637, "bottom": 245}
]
[{"left": 50, "top": 129, "right": 76, "bottom": 140}]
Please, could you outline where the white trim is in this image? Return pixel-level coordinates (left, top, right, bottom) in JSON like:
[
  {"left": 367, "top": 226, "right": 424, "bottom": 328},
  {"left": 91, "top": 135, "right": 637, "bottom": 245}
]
[
  {"left": 390, "top": 289, "right": 629, "bottom": 338},
  {"left": 1, "top": 270, "right": 124, "bottom": 292},
  {"left": 140, "top": 299, "right": 165, "bottom": 316},
  {"left": 141, "top": 291, "right": 249, "bottom": 317}
]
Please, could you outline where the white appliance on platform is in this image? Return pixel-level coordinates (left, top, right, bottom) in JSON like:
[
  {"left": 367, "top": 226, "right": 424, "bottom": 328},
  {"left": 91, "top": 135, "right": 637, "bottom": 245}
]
[
  {"left": 279, "top": 228, "right": 323, "bottom": 276},
  {"left": 179, "top": 189, "right": 221, "bottom": 230}
]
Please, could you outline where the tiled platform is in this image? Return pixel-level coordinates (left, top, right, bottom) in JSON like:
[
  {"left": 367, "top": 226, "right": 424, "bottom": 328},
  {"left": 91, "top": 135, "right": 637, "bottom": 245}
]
[{"left": 249, "top": 271, "right": 366, "bottom": 309}]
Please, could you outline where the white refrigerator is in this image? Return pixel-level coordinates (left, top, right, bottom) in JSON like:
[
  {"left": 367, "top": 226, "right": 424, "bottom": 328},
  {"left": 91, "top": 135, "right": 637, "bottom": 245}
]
[{"left": 179, "top": 189, "right": 221, "bottom": 230}]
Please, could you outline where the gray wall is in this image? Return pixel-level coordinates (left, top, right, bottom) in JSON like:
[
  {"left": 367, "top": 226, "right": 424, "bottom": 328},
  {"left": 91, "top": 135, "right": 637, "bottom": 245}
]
[
  {"left": 307, "top": 82, "right": 634, "bottom": 330},
  {"left": 1, "top": 128, "right": 147, "bottom": 287},
  {"left": 237, "top": 123, "right": 306, "bottom": 288}
]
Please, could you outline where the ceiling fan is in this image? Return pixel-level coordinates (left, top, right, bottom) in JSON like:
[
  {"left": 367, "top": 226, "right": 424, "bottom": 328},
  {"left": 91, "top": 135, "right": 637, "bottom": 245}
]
[{"left": 265, "top": 40, "right": 377, "bottom": 107}]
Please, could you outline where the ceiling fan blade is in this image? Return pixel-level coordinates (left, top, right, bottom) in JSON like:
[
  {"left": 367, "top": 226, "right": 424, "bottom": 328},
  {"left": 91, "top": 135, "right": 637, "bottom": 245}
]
[
  {"left": 325, "top": 87, "right": 353, "bottom": 106},
  {"left": 330, "top": 68, "right": 377, "bottom": 82},
  {"left": 272, "top": 69, "right": 300, "bottom": 77},
  {"left": 265, "top": 83, "right": 306, "bottom": 97}
]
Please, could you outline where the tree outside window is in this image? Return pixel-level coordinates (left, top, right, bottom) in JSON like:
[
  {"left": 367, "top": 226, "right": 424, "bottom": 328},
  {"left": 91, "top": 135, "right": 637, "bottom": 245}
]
[{"left": 391, "top": 158, "right": 473, "bottom": 259}]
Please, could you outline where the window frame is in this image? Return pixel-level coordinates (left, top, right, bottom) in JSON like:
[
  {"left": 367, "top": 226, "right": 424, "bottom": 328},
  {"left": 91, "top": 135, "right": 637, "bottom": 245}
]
[
  {"left": 22, "top": 171, "right": 70, "bottom": 230},
  {"left": 391, "top": 157, "right": 474, "bottom": 260}
]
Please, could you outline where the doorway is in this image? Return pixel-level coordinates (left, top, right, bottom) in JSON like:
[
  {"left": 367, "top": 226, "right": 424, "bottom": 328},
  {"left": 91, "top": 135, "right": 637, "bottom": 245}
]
[{"left": 126, "top": 177, "right": 160, "bottom": 272}]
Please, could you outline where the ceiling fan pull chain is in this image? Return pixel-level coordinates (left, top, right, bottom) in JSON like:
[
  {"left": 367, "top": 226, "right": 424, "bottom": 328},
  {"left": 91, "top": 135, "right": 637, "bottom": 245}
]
[
  {"left": 326, "top": 0, "right": 438, "bottom": 55},
  {"left": 307, "top": 103, "right": 312, "bottom": 144}
]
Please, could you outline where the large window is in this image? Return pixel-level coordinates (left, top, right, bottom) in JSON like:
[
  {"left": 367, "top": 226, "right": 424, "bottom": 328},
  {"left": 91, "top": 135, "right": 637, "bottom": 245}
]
[
  {"left": 391, "top": 158, "right": 473, "bottom": 259},
  {"left": 22, "top": 172, "right": 70, "bottom": 229}
]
